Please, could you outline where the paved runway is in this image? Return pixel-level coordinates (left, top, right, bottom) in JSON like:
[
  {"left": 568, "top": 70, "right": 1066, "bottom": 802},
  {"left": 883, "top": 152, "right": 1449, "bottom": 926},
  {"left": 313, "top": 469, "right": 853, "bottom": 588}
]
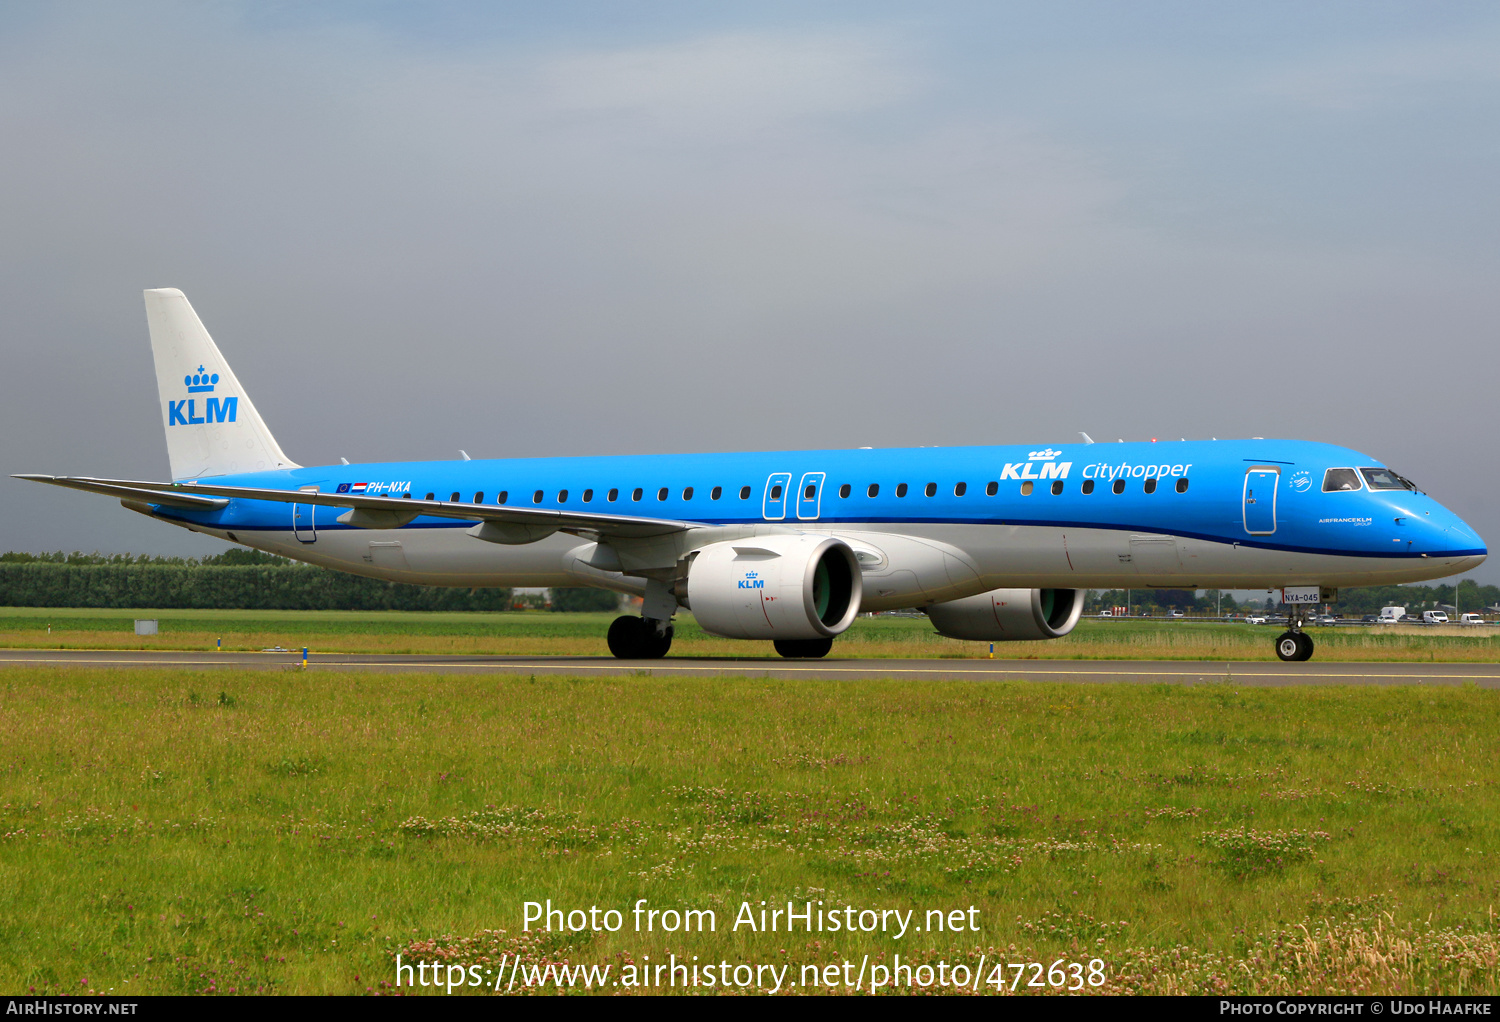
[{"left": 0, "top": 648, "right": 1496, "bottom": 685}]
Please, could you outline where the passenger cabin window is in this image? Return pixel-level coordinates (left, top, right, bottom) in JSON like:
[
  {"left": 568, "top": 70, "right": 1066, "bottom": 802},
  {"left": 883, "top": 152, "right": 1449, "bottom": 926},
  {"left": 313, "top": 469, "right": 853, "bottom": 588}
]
[
  {"left": 896, "top": 483, "right": 908, "bottom": 498},
  {"left": 804, "top": 484, "right": 816, "bottom": 499},
  {"left": 1360, "top": 467, "right": 1417, "bottom": 491},
  {"left": 497, "top": 491, "right": 508, "bottom": 504},
  {"left": 582, "top": 489, "right": 593, "bottom": 502},
  {"left": 425, "top": 492, "right": 435, "bottom": 501},
  {"left": 450, "top": 492, "right": 460, "bottom": 502},
  {"left": 1175, "top": 478, "right": 1189, "bottom": 494},
  {"left": 924, "top": 482, "right": 937, "bottom": 497},
  {"left": 954, "top": 482, "right": 967, "bottom": 497},
  {"left": 1112, "top": 479, "right": 1125, "bottom": 495},
  {"left": 839, "top": 483, "right": 851, "bottom": 498},
  {"left": 711, "top": 486, "right": 722, "bottom": 500},
  {"left": 1143, "top": 478, "right": 1157, "bottom": 494},
  {"left": 474, "top": 492, "right": 484, "bottom": 503},
  {"left": 683, "top": 487, "right": 694, "bottom": 500},
  {"left": 867, "top": 483, "right": 879, "bottom": 497},
  {"left": 558, "top": 490, "right": 568, "bottom": 502},
  {"left": 985, "top": 481, "right": 998, "bottom": 496},
  {"left": 657, "top": 487, "right": 668, "bottom": 501},
  {"left": 1081, "top": 480, "right": 1094, "bottom": 495},
  {"left": 770, "top": 485, "right": 783, "bottom": 500},
  {"left": 1323, "top": 468, "right": 1362, "bottom": 492},
  {"left": 739, "top": 485, "right": 751, "bottom": 499},
  {"left": 1051, "top": 480, "right": 1064, "bottom": 495},
  {"left": 607, "top": 488, "right": 619, "bottom": 502},
  {"left": 532, "top": 490, "right": 543, "bottom": 504},
  {"left": 632, "top": 488, "right": 643, "bottom": 501},
  {"left": 1020, "top": 481, "right": 1034, "bottom": 496}
]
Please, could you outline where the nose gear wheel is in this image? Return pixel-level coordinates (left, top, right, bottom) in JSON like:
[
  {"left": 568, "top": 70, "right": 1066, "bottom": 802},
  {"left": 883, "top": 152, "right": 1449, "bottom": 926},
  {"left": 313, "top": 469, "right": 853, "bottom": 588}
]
[{"left": 1275, "top": 630, "right": 1313, "bottom": 662}]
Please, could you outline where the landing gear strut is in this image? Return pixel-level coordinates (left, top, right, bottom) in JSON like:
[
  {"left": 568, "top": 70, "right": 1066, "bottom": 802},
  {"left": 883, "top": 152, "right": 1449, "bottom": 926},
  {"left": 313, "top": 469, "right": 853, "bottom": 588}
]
[
  {"left": 607, "top": 616, "right": 673, "bottom": 659},
  {"left": 1274, "top": 608, "right": 1314, "bottom": 662}
]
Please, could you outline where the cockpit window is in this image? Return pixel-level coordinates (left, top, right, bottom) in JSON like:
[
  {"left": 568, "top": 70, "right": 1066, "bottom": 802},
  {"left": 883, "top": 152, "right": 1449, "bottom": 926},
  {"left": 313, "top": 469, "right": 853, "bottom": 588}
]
[
  {"left": 1322, "top": 468, "right": 1362, "bottom": 492},
  {"left": 1359, "top": 467, "right": 1417, "bottom": 491}
]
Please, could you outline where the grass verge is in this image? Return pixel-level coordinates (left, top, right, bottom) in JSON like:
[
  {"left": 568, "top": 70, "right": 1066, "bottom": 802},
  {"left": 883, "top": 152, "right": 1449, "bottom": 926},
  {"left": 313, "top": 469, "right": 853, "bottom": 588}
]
[{"left": 1, "top": 667, "right": 1497, "bottom": 995}]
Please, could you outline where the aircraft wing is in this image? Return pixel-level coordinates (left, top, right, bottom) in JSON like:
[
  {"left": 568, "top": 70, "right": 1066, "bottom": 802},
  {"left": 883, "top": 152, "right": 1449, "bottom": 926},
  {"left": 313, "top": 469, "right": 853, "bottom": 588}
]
[{"left": 14, "top": 475, "right": 696, "bottom": 540}]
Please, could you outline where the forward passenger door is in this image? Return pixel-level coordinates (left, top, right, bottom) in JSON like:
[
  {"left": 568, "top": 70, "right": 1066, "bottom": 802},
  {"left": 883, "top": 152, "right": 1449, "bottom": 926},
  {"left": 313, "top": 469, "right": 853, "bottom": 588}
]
[{"left": 1243, "top": 468, "right": 1279, "bottom": 535}]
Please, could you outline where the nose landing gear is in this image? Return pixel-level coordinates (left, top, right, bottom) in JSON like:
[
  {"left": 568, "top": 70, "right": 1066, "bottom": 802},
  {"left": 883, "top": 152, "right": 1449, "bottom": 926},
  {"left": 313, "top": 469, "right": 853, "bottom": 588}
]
[{"left": 1274, "top": 609, "right": 1314, "bottom": 662}]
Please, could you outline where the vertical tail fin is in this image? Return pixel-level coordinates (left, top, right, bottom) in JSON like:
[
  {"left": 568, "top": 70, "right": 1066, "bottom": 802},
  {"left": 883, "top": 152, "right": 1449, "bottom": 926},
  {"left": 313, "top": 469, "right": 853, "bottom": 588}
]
[{"left": 144, "top": 288, "right": 299, "bottom": 480}]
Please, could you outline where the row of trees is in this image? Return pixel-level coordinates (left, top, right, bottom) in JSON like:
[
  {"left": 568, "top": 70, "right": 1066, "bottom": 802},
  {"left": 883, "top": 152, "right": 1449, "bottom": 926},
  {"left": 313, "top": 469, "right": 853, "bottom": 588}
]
[
  {"left": 0, "top": 550, "right": 624, "bottom": 612},
  {"left": 0, "top": 561, "right": 515, "bottom": 611},
  {"left": 1, "top": 549, "right": 296, "bottom": 567}
]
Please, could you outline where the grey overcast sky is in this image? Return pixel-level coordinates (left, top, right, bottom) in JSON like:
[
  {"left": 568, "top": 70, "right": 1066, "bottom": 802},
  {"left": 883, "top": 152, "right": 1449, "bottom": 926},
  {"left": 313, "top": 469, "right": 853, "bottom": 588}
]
[{"left": 2, "top": 2, "right": 1497, "bottom": 582}]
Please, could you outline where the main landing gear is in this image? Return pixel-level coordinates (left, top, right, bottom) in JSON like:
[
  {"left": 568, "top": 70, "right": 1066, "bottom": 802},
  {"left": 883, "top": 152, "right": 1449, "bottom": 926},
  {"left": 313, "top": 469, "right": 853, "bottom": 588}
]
[
  {"left": 773, "top": 638, "right": 834, "bottom": 659},
  {"left": 1274, "top": 608, "right": 1315, "bottom": 662},
  {"left": 607, "top": 615, "right": 673, "bottom": 659},
  {"left": 607, "top": 579, "right": 677, "bottom": 659}
]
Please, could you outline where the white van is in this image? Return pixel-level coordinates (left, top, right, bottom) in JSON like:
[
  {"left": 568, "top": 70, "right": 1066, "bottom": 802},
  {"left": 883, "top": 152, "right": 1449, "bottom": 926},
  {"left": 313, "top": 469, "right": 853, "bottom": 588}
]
[
  {"left": 1378, "top": 606, "right": 1405, "bottom": 624},
  {"left": 1459, "top": 613, "right": 1485, "bottom": 626},
  {"left": 1422, "top": 610, "right": 1449, "bottom": 625}
]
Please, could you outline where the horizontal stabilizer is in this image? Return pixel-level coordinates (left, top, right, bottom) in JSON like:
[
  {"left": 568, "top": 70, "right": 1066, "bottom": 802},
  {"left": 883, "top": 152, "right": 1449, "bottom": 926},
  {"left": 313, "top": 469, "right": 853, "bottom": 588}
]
[{"left": 14, "top": 474, "right": 230, "bottom": 511}]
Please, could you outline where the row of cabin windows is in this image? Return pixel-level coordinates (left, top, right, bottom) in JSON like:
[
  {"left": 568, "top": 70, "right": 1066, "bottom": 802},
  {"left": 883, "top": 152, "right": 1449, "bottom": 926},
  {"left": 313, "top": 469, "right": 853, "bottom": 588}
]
[
  {"left": 419, "top": 485, "right": 755, "bottom": 505},
  {"left": 1011, "top": 477, "right": 1190, "bottom": 496},
  {"left": 415, "top": 476, "right": 1189, "bottom": 506}
]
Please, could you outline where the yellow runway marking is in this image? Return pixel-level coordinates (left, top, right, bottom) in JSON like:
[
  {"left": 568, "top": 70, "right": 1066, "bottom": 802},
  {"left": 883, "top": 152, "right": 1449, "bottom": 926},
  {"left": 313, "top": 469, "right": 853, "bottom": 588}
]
[{"left": 1, "top": 652, "right": 1497, "bottom": 681}]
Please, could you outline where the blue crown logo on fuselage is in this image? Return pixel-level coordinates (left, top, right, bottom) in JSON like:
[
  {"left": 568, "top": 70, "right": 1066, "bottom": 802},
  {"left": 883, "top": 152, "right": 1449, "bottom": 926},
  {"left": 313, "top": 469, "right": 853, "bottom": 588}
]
[{"left": 185, "top": 365, "right": 219, "bottom": 394}]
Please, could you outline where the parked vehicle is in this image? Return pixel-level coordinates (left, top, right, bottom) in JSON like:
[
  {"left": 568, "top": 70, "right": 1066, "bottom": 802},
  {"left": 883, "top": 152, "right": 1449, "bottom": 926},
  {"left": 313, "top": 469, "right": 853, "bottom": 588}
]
[{"left": 1423, "top": 610, "right": 1449, "bottom": 625}]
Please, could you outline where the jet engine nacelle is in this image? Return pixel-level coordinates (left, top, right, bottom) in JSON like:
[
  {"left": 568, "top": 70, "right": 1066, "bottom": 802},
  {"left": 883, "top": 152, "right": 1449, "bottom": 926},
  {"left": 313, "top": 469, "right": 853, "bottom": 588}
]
[
  {"left": 926, "top": 588, "right": 1085, "bottom": 642},
  {"left": 686, "top": 535, "right": 862, "bottom": 640}
]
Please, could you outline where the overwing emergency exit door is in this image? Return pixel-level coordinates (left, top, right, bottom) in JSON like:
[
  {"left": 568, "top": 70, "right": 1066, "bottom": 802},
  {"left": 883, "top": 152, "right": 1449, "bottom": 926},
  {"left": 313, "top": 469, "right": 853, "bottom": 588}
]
[
  {"left": 762, "top": 472, "right": 791, "bottom": 520},
  {"left": 796, "top": 472, "right": 826, "bottom": 520}
]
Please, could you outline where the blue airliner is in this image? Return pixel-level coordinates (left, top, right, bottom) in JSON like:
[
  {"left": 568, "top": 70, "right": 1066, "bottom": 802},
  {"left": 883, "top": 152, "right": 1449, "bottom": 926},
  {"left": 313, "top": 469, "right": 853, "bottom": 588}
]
[{"left": 18, "top": 289, "right": 1487, "bottom": 662}]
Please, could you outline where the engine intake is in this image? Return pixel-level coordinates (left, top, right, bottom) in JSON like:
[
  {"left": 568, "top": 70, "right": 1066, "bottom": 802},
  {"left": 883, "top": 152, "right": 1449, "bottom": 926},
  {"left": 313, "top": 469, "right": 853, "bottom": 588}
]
[
  {"left": 686, "top": 535, "right": 861, "bottom": 640},
  {"left": 926, "top": 588, "right": 1084, "bottom": 642}
]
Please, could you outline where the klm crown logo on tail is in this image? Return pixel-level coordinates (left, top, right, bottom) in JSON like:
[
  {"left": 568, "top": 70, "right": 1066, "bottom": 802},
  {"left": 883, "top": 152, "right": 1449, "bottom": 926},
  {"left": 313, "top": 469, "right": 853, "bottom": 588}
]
[{"left": 168, "top": 365, "right": 237, "bottom": 426}]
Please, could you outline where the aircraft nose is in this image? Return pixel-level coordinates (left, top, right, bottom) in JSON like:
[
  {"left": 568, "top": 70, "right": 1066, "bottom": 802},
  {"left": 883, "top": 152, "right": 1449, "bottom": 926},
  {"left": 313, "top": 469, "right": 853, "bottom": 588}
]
[{"left": 1434, "top": 504, "right": 1487, "bottom": 568}]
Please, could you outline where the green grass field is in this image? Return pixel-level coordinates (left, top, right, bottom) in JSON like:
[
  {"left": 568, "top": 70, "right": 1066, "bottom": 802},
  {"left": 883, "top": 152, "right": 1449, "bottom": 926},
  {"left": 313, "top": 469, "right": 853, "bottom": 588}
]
[
  {"left": 1, "top": 666, "right": 1497, "bottom": 995},
  {"left": 2, "top": 606, "right": 1498, "bottom": 661}
]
